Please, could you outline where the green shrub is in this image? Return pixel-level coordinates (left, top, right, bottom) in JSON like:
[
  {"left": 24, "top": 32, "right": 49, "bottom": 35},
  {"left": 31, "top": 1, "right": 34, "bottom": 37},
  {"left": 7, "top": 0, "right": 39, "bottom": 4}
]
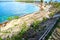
[
  {"left": 7, "top": 16, "right": 12, "bottom": 21},
  {"left": 33, "top": 20, "right": 40, "bottom": 30},
  {"left": 7, "top": 16, "right": 20, "bottom": 21},
  {"left": 53, "top": 2, "right": 60, "bottom": 8},
  {"left": 43, "top": 17, "right": 48, "bottom": 22},
  {"left": 13, "top": 16, "right": 19, "bottom": 19},
  {"left": 49, "top": 12, "right": 54, "bottom": 17},
  {"left": 0, "top": 37, "right": 2, "bottom": 40},
  {"left": 32, "top": 18, "right": 42, "bottom": 30},
  {"left": 19, "top": 21, "right": 28, "bottom": 36}
]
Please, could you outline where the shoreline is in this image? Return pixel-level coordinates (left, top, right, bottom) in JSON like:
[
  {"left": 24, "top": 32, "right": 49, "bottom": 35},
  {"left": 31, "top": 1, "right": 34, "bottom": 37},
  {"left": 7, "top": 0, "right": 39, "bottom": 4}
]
[
  {"left": 0, "top": 2, "right": 40, "bottom": 24},
  {"left": 0, "top": 10, "right": 40, "bottom": 28}
]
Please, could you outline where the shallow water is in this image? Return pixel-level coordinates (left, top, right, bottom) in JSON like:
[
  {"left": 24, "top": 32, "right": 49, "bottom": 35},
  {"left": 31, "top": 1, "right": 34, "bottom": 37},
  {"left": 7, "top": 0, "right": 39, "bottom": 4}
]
[{"left": 0, "top": 2, "right": 40, "bottom": 23}]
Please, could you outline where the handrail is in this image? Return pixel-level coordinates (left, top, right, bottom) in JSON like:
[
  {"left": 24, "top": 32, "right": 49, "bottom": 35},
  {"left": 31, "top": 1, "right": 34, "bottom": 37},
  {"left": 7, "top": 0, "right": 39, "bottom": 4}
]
[{"left": 39, "top": 18, "right": 59, "bottom": 40}]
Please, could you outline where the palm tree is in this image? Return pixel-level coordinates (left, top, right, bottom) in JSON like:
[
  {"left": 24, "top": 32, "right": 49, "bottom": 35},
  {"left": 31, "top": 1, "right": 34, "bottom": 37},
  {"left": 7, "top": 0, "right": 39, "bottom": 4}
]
[{"left": 40, "top": 0, "right": 44, "bottom": 10}]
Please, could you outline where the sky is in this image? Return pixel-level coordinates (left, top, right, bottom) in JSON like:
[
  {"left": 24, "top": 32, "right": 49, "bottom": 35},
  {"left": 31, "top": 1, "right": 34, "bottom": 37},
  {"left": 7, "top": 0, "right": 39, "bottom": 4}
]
[
  {"left": 44, "top": 0, "right": 60, "bottom": 2},
  {"left": 0, "top": 0, "right": 60, "bottom": 2}
]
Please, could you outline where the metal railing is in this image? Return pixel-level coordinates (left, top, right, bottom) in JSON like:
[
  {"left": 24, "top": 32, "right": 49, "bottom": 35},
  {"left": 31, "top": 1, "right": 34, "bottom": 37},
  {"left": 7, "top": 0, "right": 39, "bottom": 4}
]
[{"left": 39, "top": 14, "right": 60, "bottom": 40}]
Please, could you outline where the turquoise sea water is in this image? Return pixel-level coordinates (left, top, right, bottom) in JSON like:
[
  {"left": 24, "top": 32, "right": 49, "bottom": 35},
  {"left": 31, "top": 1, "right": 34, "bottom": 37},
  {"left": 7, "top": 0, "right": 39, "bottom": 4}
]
[{"left": 0, "top": 2, "right": 40, "bottom": 23}]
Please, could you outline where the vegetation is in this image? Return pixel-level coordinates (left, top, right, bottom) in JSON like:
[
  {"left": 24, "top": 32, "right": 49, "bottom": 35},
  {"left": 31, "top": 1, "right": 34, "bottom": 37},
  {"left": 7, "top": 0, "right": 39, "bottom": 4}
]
[
  {"left": 7, "top": 16, "right": 12, "bottom": 21},
  {"left": 6, "top": 21, "right": 29, "bottom": 40},
  {"left": 1, "top": 16, "right": 49, "bottom": 40},
  {"left": 32, "top": 17, "right": 48, "bottom": 31},
  {"left": 1, "top": 0, "right": 60, "bottom": 40},
  {"left": 53, "top": 2, "right": 60, "bottom": 12},
  {"left": 42, "top": 17, "right": 48, "bottom": 22},
  {"left": 49, "top": 11, "right": 55, "bottom": 18},
  {"left": 33, "top": 19, "right": 41, "bottom": 31},
  {"left": 7, "top": 16, "right": 20, "bottom": 21},
  {"left": 49, "top": 0, "right": 60, "bottom": 12},
  {"left": 0, "top": 37, "right": 2, "bottom": 40},
  {"left": 19, "top": 21, "right": 29, "bottom": 37},
  {"left": 0, "top": 31, "right": 11, "bottom": 33},
  {"left": 53, "top": 2, "right": 60, "bottom": 8}
]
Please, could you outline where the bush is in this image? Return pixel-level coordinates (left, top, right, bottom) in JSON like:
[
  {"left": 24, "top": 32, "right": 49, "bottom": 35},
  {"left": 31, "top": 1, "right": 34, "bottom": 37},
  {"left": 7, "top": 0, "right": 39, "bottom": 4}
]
[
  {"left": 32, "top": 18, "right": 42, "bottom": 30},
  {"left": 33, "top": 20, "right": 41, "bottom": 30},
  {"left": 7, "top": 16, "right": 12, "bottom": 21},
  {"left": 49, "top": 12, "right": 54, "bottom": 17},
  {"left": 7, "top": 16, "right": 20, "bottom": 21},
  {"left": 43, "top": 17, "right": 48, "bottom": 22},
  {"left": 0, "top": 37, "right": 2, "bottom": 40},
  {"left": 13, "top": 16, "right": 19, "bottom": 19},
  {"left": 19, "top": 21, "right": 28, "bottom": 37}
]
